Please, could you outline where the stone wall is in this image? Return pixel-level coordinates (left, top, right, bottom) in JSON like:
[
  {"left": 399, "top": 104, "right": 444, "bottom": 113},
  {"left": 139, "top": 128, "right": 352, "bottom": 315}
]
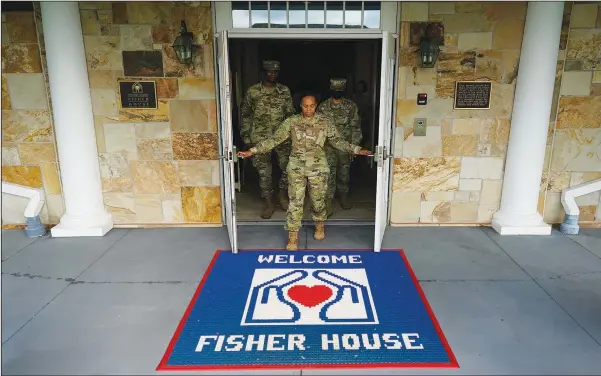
[
  {"left": 539, "top": 2, "right": 601, "bottom": 225},
  {"left": 79, "top": 1, "right": 221, "bottom": 225},
  {"left": 391, "top": 2, "right": 525, "bottom": 224},
  {"left": 3, "top": 1, "right": 597, "bottom": 229},
  {"left": 1, "top": 7, "right": 65, "bottom": 226}
]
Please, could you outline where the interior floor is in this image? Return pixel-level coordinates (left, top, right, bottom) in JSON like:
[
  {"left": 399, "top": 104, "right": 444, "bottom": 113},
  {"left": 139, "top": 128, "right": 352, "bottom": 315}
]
[
  {"left": 229, "top": 38, "right": 381, "bottom": 222},
  {"left": 236, "top": 158, "right": 377, "bottom": 221}
]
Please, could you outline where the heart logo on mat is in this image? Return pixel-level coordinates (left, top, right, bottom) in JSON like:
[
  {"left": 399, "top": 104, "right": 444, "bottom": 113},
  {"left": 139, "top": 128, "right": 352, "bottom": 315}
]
[{"left": 287, "top": 285, "right": 333, "bottom": 307}]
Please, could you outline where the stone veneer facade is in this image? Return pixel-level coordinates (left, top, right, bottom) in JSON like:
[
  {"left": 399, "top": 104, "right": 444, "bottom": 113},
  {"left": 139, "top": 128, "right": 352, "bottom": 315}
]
[
  {"left": 81, "top": 1, "right": 221, "bottom": 226},
  {"left": 391, "top": 1, "right": 600, "bottom": 226},
  {"left": 1, "top": 1, "right": 600, "bottom": 228},
  {"left": 1, "top": 6, "right": 65, "bottom": 226},
  {"left": 391, "top": 1, "right": 526, "bottom": 224},
  {"left": 539, "top": 2, "right": 601, "bottom": 225}
]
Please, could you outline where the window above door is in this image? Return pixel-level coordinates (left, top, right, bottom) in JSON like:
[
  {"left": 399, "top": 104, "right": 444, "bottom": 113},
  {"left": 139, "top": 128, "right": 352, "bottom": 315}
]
[{"left": 231, "top": 1, "right": 381, "bottom": 29}]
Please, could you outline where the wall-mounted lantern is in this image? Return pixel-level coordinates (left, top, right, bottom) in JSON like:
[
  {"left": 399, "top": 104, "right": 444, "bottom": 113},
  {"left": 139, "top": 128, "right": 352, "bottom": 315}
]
[
  {"left": 419, "top": 37, "right": 441, "bottom": 69},
  {"left": 172, "top": 20, "right": 197, "bottom": 65}
]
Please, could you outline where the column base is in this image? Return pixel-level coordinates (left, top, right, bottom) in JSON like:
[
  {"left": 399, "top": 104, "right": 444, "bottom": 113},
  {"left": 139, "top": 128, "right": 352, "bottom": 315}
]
[
  {"left": 50, "top": 212, "right": 114, "bottom": 238},
  {"left": 491, "top": 211, "right": 552, "bottom": 235}
]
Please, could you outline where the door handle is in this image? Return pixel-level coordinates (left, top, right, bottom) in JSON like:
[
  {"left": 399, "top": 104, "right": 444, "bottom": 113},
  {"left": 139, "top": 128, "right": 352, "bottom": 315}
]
[
  {"left": 219, "top": 146, "right": 239, "bottom": 162},
  {"left": 374, "top": 146, "right": 390, "bottom": 165}
]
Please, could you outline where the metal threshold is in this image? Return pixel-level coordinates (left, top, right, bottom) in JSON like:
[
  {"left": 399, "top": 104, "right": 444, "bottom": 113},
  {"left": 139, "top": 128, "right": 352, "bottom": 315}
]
[{"left": 238, "top": 219, "right": 375, "bottom": 226}]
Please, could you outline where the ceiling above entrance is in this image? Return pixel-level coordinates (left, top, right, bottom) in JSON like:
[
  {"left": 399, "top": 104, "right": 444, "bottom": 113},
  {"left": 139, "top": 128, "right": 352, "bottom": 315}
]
[{"left": 232, "top": 1, "right": 381, "bottom": 29}]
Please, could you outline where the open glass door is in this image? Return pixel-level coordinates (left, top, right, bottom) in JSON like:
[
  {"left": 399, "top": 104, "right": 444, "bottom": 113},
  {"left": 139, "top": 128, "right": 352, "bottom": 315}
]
[
  {"left": 374, "top": 31, "right": 396, "bottom": 253},
  {"left": 217, "top": 30, "right": 238, "bottom": 254}
]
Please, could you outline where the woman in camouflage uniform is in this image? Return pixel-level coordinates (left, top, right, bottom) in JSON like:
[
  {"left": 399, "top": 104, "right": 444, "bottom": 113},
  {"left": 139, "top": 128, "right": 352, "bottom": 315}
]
[{"left": 239, "top": 94, "right": 371, "bottom": 251}]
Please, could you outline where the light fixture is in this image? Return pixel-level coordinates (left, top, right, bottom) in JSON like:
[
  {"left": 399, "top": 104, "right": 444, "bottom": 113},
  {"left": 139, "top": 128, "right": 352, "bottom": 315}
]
[
  {"left": 419, "top": 37, "right": 441, "bottom": 69},
  {"left": 172, "top": 20, "right": 197, "bottom": 65}
]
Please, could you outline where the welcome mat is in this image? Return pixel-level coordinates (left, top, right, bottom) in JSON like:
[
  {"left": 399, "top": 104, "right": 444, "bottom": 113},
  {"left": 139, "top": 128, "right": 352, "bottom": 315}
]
[{"left": 157, "top": 249, "right": 458, "bottom": 371}]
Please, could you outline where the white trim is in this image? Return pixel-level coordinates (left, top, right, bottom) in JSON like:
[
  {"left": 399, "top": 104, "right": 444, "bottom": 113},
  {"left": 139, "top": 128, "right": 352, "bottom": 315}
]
[
  {"left": 386, "top": 4, "right": 401, "bottom": 225},
  {"left": 213, "top": 3, "right": 229, "bottom": 227},
  {"left": 562, "top": 179, "right": 601, "bottom": 217},
  {"left": 361, "top": 1, "right": 365, "bottom": 28},
  {"left": 40, "top": 2, "right": 113, "bottom": 238},
  {"left": 227, "top": 29, "right": 384, "bottom": 39},
  {"left": 492, "top": 223, "right": 552, "bottom": 236},
  {"left": 215, "top": 1, "right": 398, "bottom": 34},
  {"left": 215, "top": 1, "right": 233, "bottom": 33},
  {"left": 380, "top": 2, "right": 397, "bottom": 33},
  {"left": 216, "top": 29, "right": 239, "bottom": 253},
  {"left": 212, "top": 2, "right": 399, "bottom": 227},
  {"left": 1, "top": 182, "right": 45, "bottom": 218},
  {"left": 491, "top": 2, "right": 563, "bottom": 236}
]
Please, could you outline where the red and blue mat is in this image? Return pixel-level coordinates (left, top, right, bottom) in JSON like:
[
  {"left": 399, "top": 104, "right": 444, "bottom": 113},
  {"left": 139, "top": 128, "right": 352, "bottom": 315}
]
[{"left": 158, "top": 249, "right": 458, "bottom": 371}]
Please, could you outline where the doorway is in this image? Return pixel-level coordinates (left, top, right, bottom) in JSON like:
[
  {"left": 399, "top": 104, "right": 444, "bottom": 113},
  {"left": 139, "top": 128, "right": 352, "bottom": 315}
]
[
  {"left": 228, "top": 38, "right": 382, "bottom": 222},
  {"left": 214, "top": 2, "right": 399, "bottom": 253}
]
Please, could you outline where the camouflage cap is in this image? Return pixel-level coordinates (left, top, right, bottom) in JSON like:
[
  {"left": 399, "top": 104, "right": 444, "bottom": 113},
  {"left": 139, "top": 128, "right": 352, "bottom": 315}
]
[
  {"left": 262, "top": 60, "right": 281, "bottom": 71},
  {"left": 330, "top": 78, "right": 347, "bottom": 91}
]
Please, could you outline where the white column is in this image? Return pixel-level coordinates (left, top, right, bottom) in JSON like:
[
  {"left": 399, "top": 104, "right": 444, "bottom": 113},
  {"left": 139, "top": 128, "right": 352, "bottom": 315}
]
[
  {"left": 492, "top": 2, "right": 564, "bottom": 235},
  {"left": 41, "top": 2, "right": 113, "bottom": 237}
]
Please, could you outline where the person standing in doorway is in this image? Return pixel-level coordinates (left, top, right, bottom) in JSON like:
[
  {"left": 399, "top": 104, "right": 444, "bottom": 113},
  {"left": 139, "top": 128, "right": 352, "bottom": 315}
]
[
  {"left": 238, "top": 94, "right": 371, "bottom": 251},
  {"left": 353, "top": 80, "right": 373, "bottom": 154},
  {"left": 317, "top": 79, "right": 363, "bottom": 216},
  {"left": 353, "top": 80, "right": 370, "bottom": 111},
  {"left": 240, "top": 60, "right": 296, "bottom": 219}
]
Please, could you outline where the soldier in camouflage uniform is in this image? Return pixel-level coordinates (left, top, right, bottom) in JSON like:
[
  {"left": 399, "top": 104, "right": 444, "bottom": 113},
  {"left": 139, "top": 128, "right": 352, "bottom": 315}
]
[
  {"left": 239, "top": 94, "right": 371, "bottom": 251},
  {"left": 317, "top": 78, "right": 363, "bottom": 215},
  {"left": 240, "top": 60, "right": 296, "bottom": 219}
]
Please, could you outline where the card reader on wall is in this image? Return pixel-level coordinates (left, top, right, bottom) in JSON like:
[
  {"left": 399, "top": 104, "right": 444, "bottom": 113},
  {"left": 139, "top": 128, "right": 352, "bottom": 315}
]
[
  {"left": 414, "top": 118, "right": 427, "bottom": 137},
  {"left": 417, "top": 93, "right": 427, "bottom": 105}
]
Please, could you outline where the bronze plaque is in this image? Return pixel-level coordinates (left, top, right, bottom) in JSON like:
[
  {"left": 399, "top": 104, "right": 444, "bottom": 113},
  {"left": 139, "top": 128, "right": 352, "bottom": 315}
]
[
  {"left": 122, "top": 51, "right": 164, "bottom": 77},
  {"left": 453, "top": 81, "right": 492, "bottom": 110},
  {"left": 119, "top": 80, "right": 158, "bottom": 109}
]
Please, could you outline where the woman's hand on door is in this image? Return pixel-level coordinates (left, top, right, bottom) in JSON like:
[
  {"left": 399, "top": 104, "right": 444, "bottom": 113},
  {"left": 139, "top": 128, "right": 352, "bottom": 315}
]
[{"left": 238, "top": 150, "right": 253, "bottom": 159}]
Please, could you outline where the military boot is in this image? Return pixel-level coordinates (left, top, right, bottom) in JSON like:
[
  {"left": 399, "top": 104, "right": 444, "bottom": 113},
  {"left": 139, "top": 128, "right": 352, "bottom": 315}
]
[
  {"left": 286, "top": 231, "right": 299, "bottom": 251},
  {"left": 260, "top": 196, "right": 275, "bottom": 219},
  {"left": 314, "top": 221, "right": 325, "bottom": 241},
  {"left": 339, "top": 192, "right": 352, "bottom": 210},
  {"left": 278, "top": 190, "right": 289, "bottom": 210}
]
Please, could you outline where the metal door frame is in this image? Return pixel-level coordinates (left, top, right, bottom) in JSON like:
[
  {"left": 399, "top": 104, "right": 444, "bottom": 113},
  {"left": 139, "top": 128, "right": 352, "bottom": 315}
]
[{"left": 211, "top": 2, "right": 401, "bottom": 228}]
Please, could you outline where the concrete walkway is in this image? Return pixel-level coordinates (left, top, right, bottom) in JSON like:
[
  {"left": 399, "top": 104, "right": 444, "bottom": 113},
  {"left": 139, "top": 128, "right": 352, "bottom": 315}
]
[{"left": 1, "top": 225, "right": 600, "bottom": 375}]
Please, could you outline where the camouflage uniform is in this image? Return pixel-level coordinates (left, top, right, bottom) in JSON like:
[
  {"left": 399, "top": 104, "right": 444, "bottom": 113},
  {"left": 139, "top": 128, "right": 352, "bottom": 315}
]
[
  {"left": 240, "top": 61, "right": 295, "bottom": 200},
  {"left": 317, "top": 79, "right": 362, "bottom": 203},
  {"left": 250, "top": 113, "right": 362, "bottom": 231}
]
